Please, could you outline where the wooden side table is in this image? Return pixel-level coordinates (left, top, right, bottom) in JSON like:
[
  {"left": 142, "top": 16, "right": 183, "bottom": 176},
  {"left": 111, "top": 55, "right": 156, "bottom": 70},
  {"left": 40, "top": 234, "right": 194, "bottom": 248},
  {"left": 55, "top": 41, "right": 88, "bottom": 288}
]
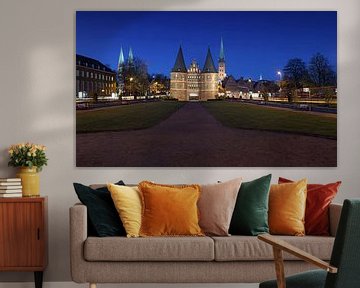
[{"left": 0, "top": 197, "right": 48, "bottom": 288}]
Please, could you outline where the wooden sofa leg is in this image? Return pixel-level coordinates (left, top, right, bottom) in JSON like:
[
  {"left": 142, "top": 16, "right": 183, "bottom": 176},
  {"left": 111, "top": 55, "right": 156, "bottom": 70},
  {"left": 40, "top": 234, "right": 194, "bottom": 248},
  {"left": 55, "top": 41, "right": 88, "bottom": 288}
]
[{"left": 89, "top": 283, "right": 97, "bottom": 288}]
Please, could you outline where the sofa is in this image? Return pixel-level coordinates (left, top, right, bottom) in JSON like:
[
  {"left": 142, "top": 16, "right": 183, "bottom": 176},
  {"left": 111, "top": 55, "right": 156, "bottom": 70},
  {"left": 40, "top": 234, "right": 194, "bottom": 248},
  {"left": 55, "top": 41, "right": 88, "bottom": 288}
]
[{"left": 70, "top": 201, "right": 342, "bottom": 286}]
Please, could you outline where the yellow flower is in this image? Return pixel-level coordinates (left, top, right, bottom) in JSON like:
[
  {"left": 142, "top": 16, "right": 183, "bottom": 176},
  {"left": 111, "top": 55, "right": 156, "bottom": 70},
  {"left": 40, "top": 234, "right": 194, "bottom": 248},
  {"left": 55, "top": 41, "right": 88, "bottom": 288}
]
[
  {"left": 27, "top": 152, "right": 32, "bottom": 157},
  {"left": 8, "top": 149, "right": 13, "bottom": 155}
]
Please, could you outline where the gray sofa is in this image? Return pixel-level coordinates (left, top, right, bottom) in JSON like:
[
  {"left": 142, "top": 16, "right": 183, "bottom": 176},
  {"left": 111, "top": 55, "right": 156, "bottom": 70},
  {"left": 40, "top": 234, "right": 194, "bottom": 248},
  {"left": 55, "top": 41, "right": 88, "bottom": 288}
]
[{"left": 70, "top": 202, "right": 342, "bottom": 287}]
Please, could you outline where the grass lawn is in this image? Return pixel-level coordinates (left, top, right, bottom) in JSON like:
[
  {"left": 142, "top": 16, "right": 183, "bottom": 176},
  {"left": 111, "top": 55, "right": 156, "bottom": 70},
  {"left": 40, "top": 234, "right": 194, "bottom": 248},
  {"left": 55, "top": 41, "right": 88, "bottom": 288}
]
[
  {"left": 202, "top": 101, "right": 337, "bottom": 139},
  {"left": 77, "top": 101, "right": 184, "bottom": 133}
]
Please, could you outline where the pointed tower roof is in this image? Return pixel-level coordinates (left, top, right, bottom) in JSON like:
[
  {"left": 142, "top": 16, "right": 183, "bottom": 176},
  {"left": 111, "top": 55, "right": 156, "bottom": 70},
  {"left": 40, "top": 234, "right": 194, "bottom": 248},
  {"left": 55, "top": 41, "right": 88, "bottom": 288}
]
[
  {"left": 128, "top": 47, "right": 134, "bottom": 64},
  {"left": 219, "top": 37, "right": 225, "bottom": 61},
  {"left": 172, "top": 46, "right": 187, "bottom": 72},
  {"left": 202, "top": 47, "right": 217, "bottom": 73},
  {"left": 118, "top": 46, "right": 125, "bottom": 67}
]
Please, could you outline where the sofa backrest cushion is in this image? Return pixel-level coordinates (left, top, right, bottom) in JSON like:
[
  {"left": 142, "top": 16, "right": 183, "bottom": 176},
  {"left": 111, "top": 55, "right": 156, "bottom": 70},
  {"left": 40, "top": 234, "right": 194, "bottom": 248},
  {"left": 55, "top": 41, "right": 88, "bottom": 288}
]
[
  {"left": 108, "top": 184, "right": 142, "bottom": 238},
  {"left": 73, "top": 181, "right": 126, "bottom": 237},
  {"left": 279, "top": 177, "right": 341, "bottom": 236},
  {"left": 269, "top": 179, "right": 307, "bottom": 236},
  {"left": 198, "top": 178, "right": 242, "bottom": 236},
  {"left": 229, "top": 174, "right": 271, "bottom": 236},
  {"left": 139, "top": 181, "right": 203, "bottom": 236}
]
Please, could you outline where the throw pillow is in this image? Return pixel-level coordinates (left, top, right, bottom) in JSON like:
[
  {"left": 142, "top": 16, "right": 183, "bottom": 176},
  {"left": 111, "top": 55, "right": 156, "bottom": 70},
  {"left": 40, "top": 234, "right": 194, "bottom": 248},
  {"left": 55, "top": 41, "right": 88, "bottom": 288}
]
[
  {"left": 279, "top": 177, "right": 341, "bottom": 236},
  {"left": 73, "top": 181, "right": 126, "bottom": 237},
  {"left": 229, "top": 174, "right": 272, "bottom": 236},
  {"left": 138, "top": 181, "right": 203, "bottom": 237},
  {"left": 198, "top": 178, "right": 242, "bottom": 236},
  {"left": 269, "top": 179, "right": 307, "bottom": 236},
  {"left": 107, "top": 183, "right": 142, "bottom": 238}
]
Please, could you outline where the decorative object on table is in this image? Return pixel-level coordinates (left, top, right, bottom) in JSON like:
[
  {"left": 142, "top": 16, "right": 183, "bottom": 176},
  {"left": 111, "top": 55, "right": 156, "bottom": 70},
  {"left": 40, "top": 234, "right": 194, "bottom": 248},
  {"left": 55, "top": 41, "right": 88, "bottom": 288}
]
[
  {"left": 0, "top": 178, "right": 22, "bottom": 197},
  {"left": 8, "top": 143, "right": 48, "bottom": 197}
]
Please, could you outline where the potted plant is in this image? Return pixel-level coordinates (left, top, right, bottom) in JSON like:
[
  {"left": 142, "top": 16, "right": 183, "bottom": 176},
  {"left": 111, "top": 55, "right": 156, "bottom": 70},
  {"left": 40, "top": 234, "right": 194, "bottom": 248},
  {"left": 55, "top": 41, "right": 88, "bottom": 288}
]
[{"left": 8, "top": 143, "right": 48, "bottom": 197}]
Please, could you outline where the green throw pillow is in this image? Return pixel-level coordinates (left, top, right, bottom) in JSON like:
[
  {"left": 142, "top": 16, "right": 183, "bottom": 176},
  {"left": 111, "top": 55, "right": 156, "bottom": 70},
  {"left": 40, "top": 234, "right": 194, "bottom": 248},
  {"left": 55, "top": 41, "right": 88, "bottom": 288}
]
[{"left": 229, "top": 174, "right": 272, "bottom": 236}]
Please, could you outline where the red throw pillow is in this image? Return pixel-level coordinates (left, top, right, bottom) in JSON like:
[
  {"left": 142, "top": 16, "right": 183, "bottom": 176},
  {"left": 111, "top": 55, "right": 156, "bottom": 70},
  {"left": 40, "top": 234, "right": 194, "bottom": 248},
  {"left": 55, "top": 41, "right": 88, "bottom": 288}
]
[{"left": 278, "top": 177, "right": 341, "bottom": 236}]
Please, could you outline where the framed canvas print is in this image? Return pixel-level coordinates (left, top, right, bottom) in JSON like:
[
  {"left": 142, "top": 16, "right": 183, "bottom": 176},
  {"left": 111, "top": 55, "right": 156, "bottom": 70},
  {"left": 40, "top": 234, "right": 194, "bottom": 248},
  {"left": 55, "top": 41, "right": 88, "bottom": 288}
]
[{"left": 76, "top": 11, "right": 337, "bottom": 167}]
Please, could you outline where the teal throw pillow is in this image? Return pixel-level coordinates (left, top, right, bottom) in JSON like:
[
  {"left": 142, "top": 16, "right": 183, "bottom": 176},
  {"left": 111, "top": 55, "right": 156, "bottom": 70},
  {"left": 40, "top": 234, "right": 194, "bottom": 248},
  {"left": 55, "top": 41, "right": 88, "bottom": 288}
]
[
  {"left": 229, "top": 174, "right": 272, "bottom": 236},
  {"left": 73, "top": 180, "right": 126, "bottom": 237}
]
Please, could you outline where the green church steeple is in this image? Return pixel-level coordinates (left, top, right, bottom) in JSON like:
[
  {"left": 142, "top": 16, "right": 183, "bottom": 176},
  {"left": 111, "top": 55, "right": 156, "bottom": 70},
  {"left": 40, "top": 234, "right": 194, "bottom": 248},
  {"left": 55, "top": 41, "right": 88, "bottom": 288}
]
[
  {"left": 118, "top": 46, "right": 125, "bottom": 68},
  {"left": 128, "top": 47, "right": 134, "bottom": 64},
  {"left": 219, "top": 37, "right": 225, "bottom": 61}
]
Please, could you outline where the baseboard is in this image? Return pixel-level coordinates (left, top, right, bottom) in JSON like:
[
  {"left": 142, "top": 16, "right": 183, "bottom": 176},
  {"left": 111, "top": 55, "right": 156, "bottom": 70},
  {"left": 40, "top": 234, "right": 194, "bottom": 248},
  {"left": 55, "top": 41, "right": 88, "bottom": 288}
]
[{"left": 0, "top": 282, "right": 259, "bottom": 288}]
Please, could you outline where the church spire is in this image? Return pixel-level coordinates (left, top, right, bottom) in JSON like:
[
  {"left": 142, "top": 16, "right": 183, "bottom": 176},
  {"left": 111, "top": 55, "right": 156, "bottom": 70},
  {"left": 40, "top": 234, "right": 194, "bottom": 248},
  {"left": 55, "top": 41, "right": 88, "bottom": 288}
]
[
  {"left": 219, "top": 37, "right": 225, "bottom": 61},
  {"left": 172, "top": 46, "right": 187, "bottom": 72},
  {"left": 118, "top": 46, "right": 125, "bottom": 68},
  {"left": 203, "top": 47, "right": 217, "bottom": 73},
  {"left": 128, "top": 47, "right": 134, "bottom": 64}
]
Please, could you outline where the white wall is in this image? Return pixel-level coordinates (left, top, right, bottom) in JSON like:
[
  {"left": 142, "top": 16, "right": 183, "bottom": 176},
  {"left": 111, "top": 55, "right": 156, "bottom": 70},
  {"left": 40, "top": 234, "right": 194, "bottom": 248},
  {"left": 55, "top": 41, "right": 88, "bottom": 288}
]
[{"left": 0, "top": 0, "right": 359, "bottom": 283}]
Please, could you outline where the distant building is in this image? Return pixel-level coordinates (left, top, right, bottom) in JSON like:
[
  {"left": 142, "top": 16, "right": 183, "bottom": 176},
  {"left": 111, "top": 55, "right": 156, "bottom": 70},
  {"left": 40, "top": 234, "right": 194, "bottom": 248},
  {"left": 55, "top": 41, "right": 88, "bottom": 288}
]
[
  {"left": 76, "top": 54, "right": 116, "bottom": 98},
  {"left": 223, "top": 75, "right": 239, "bottom": 97},
  {"left": 222, "top": 76, "right": 279, "bottom": 99},
  {"left": 170, "top": 46, "right": 219, "bottom": 101}
]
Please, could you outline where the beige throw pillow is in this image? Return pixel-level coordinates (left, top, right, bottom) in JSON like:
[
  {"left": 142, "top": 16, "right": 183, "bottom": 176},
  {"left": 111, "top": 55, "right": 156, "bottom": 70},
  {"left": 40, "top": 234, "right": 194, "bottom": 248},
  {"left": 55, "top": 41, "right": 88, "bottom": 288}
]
[{"left": 198, "top": 178, "right": 242, "bottom": 236}]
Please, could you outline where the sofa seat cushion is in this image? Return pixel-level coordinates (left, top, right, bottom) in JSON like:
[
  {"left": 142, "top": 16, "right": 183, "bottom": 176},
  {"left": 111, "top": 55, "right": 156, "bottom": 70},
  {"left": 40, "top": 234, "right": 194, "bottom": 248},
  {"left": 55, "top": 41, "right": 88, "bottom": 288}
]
[
  {"left": 84, "top": 236, "right": 215, "bottom": 261},
  {"left": 212, "top": 236, "right": 334, "bottom": 261}
]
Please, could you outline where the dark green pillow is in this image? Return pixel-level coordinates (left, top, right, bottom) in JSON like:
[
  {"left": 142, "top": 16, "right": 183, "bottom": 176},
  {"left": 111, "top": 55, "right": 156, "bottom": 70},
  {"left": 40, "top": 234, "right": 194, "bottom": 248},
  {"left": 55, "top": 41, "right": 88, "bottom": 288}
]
[
  {"left": 73, "top": 181, "right": 126, "bottom": 237},
  {"left": 229, "top": 174, "right": 272, "bottom": 236}
]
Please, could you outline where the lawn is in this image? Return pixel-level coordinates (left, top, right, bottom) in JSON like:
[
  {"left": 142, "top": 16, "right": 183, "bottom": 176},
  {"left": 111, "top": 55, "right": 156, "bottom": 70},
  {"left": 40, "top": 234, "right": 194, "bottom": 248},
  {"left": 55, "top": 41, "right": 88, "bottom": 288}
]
[
  {"left": 202, "top": 101, "right": 337, "bottom": 139},
  {"left": 76, "top": 101, "right": 184, "bottom": 133}
]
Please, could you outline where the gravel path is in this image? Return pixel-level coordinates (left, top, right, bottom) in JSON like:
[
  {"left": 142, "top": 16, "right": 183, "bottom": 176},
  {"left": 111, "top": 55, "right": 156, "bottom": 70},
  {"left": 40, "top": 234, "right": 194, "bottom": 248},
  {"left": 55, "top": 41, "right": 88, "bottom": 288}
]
[{"left": 76, "top": 102, "right": 336, "bottom": 167}]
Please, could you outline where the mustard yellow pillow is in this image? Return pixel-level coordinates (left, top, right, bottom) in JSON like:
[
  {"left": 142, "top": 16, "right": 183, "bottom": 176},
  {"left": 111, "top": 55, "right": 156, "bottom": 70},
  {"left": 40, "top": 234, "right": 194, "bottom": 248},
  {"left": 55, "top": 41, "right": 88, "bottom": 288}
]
[
  {"left": 107, "top": 183, "right": 142, "bottom": 238},
  {"left": 269, "top": 179, "right": 307, "bottom": 236},
  {"left": 138, "top": 181, "right": 204, "bottom": 237}
]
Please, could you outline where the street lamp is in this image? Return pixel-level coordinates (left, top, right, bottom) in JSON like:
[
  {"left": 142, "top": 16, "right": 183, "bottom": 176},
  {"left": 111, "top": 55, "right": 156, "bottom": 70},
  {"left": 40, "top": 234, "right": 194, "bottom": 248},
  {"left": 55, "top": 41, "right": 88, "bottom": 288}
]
[
  {"left": 129, "top": 77, "right": 133, "bottom": 96},
  {"left": 277, "top": 71, "right": 282, "bottom": 98}
]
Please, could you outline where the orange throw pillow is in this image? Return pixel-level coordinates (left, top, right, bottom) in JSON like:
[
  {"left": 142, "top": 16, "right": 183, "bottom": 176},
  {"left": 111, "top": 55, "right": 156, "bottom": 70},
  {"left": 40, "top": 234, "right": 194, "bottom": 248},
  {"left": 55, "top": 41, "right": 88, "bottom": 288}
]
[
  {"left": 138, "top": 181, "right": 204, "bottom": 237},
  {"left": 279, "top": 177, "right": 341, "bottom": 236},
  {"left": 269, "top": 179, "right": 307, "bottom": 236}
]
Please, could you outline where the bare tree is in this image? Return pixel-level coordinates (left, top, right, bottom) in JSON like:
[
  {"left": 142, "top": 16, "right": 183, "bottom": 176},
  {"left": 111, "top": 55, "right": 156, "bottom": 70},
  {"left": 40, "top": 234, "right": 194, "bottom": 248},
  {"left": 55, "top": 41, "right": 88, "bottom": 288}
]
[
  {"left": 283, "top": 58, "right": 309, "bottom": 102},
  {"left": 118, "top": 57, "right": 150, "bottom": 98},
  {"left": 308, "top": 53, "right": 336, "bottom": 87}
]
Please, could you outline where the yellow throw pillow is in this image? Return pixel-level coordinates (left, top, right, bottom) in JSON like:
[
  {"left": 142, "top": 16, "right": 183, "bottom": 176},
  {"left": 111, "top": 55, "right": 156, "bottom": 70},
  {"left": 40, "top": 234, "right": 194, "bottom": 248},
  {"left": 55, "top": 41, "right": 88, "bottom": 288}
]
[
  {"left": 138, "top": 181, "right": 204, "bottom": 237},
  {"left": 107, "top": 183, "right": 142, "bottom": 238},
  {"left": 269, "top": 179, "right": 307, "bottom": 236}
]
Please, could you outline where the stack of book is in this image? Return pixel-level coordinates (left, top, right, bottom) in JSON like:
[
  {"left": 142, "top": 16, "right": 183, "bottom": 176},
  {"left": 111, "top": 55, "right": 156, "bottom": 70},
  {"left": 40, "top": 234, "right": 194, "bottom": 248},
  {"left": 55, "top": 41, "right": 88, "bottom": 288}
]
[{"left": 0, "top": 178, "right": 22, "bottom": 197}]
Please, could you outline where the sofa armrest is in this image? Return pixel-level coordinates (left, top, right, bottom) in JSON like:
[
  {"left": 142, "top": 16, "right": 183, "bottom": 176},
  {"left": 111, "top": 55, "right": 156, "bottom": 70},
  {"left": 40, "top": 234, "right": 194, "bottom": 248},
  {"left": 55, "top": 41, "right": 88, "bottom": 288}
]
[
  {"left": 329, "top": 203, "right": 342, "bottom": 237},
  {"left": 69, "top": 203, "right": 88, "bottom": 283}
]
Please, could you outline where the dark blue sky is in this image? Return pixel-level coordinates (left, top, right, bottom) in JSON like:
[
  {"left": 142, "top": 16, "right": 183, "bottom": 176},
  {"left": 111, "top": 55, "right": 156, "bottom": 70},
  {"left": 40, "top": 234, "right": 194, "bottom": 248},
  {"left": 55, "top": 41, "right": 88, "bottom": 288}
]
[{"left": 76, "top": 11, "right": 337, "bottom": 80}]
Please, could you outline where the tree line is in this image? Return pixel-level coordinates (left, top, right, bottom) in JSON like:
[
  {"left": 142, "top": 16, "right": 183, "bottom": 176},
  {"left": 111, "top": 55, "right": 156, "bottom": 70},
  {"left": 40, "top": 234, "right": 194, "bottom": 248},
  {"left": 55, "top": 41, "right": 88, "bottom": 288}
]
[
  {"left": 282, "top": 53, "right": 336, "bottom": 102},
  {"left": 118, "top": 58, "right": 169, "bottom": 97}
]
